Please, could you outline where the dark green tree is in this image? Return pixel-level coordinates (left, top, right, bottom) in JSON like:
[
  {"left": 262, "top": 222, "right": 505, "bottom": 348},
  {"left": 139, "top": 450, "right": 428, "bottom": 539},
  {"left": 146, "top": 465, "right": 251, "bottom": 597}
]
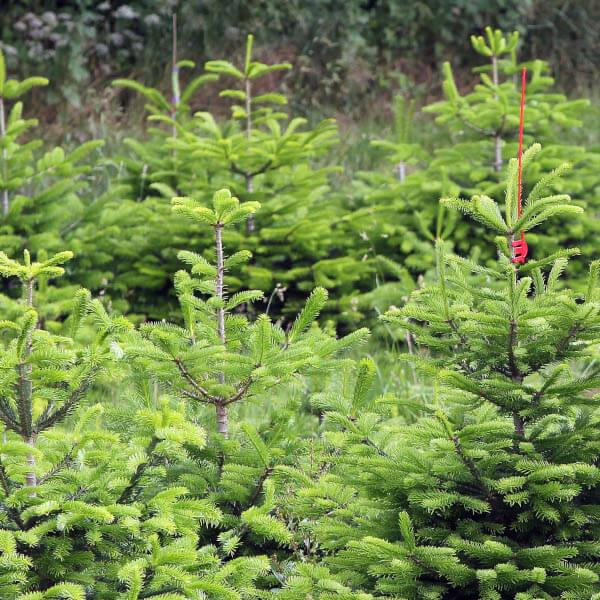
[
  {"left": 340, "top": 28, "right": 600, "bottom": 328},
  {"left": 283, "top": 146, "right": 600, "bottom": 599}
]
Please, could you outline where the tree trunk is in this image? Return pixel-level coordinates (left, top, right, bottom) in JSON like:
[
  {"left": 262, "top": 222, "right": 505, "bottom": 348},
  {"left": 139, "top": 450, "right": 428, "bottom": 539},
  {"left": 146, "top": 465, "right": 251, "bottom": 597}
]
[
  {"left": 25, "top": 435, "right": 36, "bottom": 489},
  {"left": 214, "top": 224, "right": 229, "bottom": 436},
  {"left": 216, "top": 403, "right": 228, "bottom": 438},
  {"left": 491, "top": 55, "right": 503, "bottom": 173},
  {"left": 0, "top": 97, "right": 9, "bottom": 216}
]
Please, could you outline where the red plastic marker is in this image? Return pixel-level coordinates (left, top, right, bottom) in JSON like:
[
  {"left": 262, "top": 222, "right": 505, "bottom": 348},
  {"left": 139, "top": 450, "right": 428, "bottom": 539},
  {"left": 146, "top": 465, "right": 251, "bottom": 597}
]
[{"left": 512, "top": 67, "right": 528, "bottom": 264}]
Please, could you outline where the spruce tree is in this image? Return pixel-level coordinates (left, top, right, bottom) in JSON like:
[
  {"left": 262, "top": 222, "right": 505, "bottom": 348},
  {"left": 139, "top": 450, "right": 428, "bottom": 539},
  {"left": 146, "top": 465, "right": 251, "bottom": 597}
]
[
  {"left": 0, "top": 249, "right": 269, "bottom": 598},
  {"left": 126, "top": 187, "right": 369, "bottom": 436},
  {"left": 283, "top": 146, "right": 600, "bottom": 599}
]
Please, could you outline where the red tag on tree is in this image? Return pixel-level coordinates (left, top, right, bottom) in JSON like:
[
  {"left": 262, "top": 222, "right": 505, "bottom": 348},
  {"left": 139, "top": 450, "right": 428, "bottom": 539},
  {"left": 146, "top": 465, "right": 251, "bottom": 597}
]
[{"left": 512, "top": 67, "right": 528, "bottom": 264}]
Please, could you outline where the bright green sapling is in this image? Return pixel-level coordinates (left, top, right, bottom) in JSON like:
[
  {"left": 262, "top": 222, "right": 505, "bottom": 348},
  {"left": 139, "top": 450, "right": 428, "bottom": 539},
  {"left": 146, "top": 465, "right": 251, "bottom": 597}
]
[
  {"left": 0, "top": 250, "right": 270, "bottom": 598},
  {"left": 126, "top": 187, "right": 368, "bottom": 436}
]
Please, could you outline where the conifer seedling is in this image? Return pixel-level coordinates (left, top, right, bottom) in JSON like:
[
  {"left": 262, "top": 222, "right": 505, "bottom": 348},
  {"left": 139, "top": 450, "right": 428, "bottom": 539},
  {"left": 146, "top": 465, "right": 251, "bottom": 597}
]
[
  {"left": 0, "top": 250, "right": 106, "bottom": 487},
  {"left": 105, "top": 35, "right": 350, "bottom": 320},
  {"left": 127, "top": 188, "right": 369, "bottom": 437},
  {"left": 0, "top": 248, "right": 270, "bottom": 597},
  {"left": 342, "top": 28, "right": 600, "bottom": 331}
]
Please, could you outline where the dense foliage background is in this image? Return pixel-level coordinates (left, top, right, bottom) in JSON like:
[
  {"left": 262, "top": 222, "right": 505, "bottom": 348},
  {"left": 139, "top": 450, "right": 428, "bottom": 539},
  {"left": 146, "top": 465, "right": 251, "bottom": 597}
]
[
  {"left": 3, "top": 1, "right": 600, "bottom": 120},
  {"left": 2, "top": 2, "right": 600, "bottom": 598}
]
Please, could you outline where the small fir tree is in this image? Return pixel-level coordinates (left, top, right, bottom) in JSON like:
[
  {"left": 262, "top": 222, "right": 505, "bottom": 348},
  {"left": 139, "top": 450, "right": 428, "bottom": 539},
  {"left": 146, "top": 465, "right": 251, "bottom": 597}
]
[
  {"left": 120, "top": 187, "right": 368, "bottom": 579},
  {"left": 340, "top": 28, "right": 600, "bottom": 328},
  {"left": 0, "top": 48, "right": 104, "bottom": 269},
  {"left": 423, "top": 27, "right": 600, "bottom": 269},
  {"left": 0, "top": 250, "right": 269, "bottom": 598},
  {"left": 282, "top": 146, "right": 600, "bottom": 599},
  {"left": 126, "top": 187, "right": 369, "bottom": 436}
]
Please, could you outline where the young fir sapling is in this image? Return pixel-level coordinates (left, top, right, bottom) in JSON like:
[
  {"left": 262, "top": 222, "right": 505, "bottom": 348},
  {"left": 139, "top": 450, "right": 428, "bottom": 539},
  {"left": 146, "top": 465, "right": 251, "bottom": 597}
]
[
  {"left": 0, "top": 48, "right": 104, "bottom": 255},
  {"left": 0, "top": 249, "right": 272, "bottom": 597},
  {"left": 345, "top": 28, "right": 599, "bottom": 330},
  {"left": 288, "top": 146, "right": 600, "bottom": 599},
  {"left": 204, "top": 33, "right": 291, "bottom": 233},
  {"left": 424, "top": 27, "right": 599, "bottom": 266},
  {"left": 0, "top": 250, "right": 105, "bottom": 488},
  {"left": 127, "top": 188, "right": 369, "bottom": 438},
  {"left": 106, "top": 35, "right": 354, "bottom": 320},
  {"left": 172, "top": 34, "right": 345, "bottom": 309}
]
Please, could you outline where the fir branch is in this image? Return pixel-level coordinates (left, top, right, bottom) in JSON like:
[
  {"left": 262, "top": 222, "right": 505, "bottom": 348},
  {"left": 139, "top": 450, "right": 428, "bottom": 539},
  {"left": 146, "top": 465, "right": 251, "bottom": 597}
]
[
  {"left": 230, "top": 159, "right": 273, "bottom": 179},
  {"left": 555, "top": 322, "right": 582, "bottom": 358},
  {"left": 34, "top": 372, "right": 98, "bottom": 433},
  {"left": 117, "top": 437, "right": 159, "bottom": 504},
  {"left": 0, "top": 459, "right": 24, "bottom": 529},
  {"left": 173, "top": 357, "right": 219, "bottom": 403},
  {"left": 0, "top": 501, "right": 23, "bottom": 530},
  {"left": 451, "top": 433, "right": 494, "bottom": 503},
  {"left": 454, "top": 109, "right": 495, "bottom": 137},
  {"left": 178, "top": 387, "right": 213, "bottom": 405},
  {"left": 361, "top": 436, "right": 395, "bottom": 461},
  {"left": 247, "top": 466, "right": 274, "bottom": 509},
  {"left": 37, "top": 444, "right": 77, "bottom": 485},
  {"left": 0, "top": 456, "right": 12, "bottom": 496},
  {"left": 0, "top": 398, "right": 21, "bottom": 433},
  {"left": 223, "top": 378, "right": 254, "bottom": 406}
]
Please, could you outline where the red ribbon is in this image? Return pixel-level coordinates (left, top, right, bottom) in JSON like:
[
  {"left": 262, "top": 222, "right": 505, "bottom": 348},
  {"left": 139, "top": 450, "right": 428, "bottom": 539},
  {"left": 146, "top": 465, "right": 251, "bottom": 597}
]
[{"left": 512, "top": 67, "right": 528, "bottom": 264}]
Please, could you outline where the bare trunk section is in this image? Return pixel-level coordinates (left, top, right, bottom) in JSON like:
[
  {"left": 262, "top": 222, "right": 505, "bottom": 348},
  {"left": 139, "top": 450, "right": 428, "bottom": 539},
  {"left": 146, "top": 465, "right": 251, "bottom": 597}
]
[
  {"left": 494, "top": 135, "right": 502, "bottom": 173},
  {"left": 246, "top": 174, "right": 254, "bottom": 232},
  {"left": 0, "top": 97, "right": 9, "bottom": 216},
  {"left": 23, "top": 278, "right": 36, "bottom": 489},
  {"left": 214, "top": 224, "right": 228, "bottom": 436},
  {"left": 396, "top": 138, "right": 417, "bottom": 375},
  {"left": 397, "top": 161, "right": 417, "bottom": 381},
  {"left": 245, "top": 78, "right": 252, "bottom": 139},
  {"left": 396, "top": 161, "right": 407, "bottom": 182},
  {"left": 216, "top": 403, "right": 228, "bottom": 436},
  {"left": 26, "top": 277, "right": 34, "bottom": 308},
  {"left": 25, "top": 435, "right": 37, "bottom": 488},
  {"left": 171, "top": 13, "right": 179, "bottom": 141},
  {"left": 215, "top": 224, "right": 226, "bottom": 345}
]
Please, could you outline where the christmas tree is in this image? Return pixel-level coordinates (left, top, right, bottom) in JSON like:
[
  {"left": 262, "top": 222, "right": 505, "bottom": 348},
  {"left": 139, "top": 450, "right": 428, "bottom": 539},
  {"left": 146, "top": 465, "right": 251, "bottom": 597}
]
[
  {"left": 0, "top": 249, "right": 271, "bottom": 597},
  {"left": 339, "top": 27, "right": 600, "bottom": 328},
  {"left": 283, "top": 145, "right": 600, "bottom": 599},
  {"left": 0, "top": 48, "right": 105, "bottom": 295}
]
